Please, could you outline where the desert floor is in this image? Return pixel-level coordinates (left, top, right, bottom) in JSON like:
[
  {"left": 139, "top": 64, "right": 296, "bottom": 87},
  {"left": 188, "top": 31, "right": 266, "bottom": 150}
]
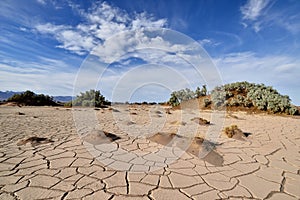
[{"left": 0, "top": 105, "right": 299, "bottom": 200}]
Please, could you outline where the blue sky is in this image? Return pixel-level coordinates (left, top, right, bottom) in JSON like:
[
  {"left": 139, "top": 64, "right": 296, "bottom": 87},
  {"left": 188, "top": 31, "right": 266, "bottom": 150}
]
[{"left": 1, "top": 0, "right": 300, "bottom": 104}]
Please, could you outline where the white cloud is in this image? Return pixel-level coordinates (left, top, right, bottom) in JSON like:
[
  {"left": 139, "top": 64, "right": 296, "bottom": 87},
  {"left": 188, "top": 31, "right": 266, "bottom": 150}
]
[
  {"left": 241, "top": 0, "right": 270, "bottom": 20},
  {"left": 198, "top": 39, "right": 221, "bottom": 47},
  {"left": 34, "top": 1, "right": 221, "bottom": 101},
  {"left": 240, "top": 0, "right": 271, "bottom": 32},
  {"left": 35, "top": 23, "right": 69, "bottom": 34},
  {"left": 73, "top": 42, "right": 222, "bottom": 102},
  {"left": 35, "top": 2, "right": 167, "bottom": 56},
  {"left": 36, "top": 23, "right": 96, "bottom": 55},
  {"left": 36, "top": 0, "right": 46, "bottom": 5}
]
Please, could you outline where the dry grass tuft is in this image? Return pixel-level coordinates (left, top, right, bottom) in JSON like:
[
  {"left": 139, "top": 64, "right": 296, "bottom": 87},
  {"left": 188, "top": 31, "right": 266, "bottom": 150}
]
[{"left": 223, "top": 125, "right": 243, "bottom": 138}]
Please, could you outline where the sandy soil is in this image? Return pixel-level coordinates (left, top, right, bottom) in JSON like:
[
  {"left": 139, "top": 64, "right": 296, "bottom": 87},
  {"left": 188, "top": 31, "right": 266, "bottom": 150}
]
[{"left": 0, "top": 105, "right": 299, "bottom": 200}]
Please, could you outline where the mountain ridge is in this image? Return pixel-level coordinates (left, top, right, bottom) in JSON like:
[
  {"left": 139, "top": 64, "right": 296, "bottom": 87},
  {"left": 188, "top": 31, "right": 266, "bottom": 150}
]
[{"left": 0, "top": 91, "right": 73, "bottom": 102}]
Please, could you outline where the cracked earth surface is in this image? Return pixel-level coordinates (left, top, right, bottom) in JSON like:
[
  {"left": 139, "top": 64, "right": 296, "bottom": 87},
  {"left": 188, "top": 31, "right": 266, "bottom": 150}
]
[{"left": 0, "top": 106, "right": 299, "bottom": 200}]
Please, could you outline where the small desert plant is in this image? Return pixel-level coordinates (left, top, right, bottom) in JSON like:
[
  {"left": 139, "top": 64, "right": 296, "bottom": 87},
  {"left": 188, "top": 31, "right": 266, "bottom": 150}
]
[
  {"left": 203, "top": 98, "right": 212, "bottom": 107},
  {"left": 195, "top": 85, "right": 207, "bottom": 97},
  {"left": 70, "top": 89, "right": 109, "bottom": 107},
  {"left": 195, "top": 86, "right": 201, "bottom": 98},
  {"left": 168, "top": 92, "right": 180, "bottom": 107},
  {"left": 223, "top": 125, "right": 243, "bottom": 138},
  {"left": 211, "top": 87, "right": 226, "bottom": 107},
  {"left": 287, "top": 106, "right": 298, "bottom": 115}
]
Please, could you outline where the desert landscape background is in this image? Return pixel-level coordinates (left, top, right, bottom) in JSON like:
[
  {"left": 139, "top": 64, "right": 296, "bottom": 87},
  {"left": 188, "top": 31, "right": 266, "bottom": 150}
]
[
  {"left": 1, "top": 0, "right": 300, "bottom": 199},
  {"left": 0, "top": 81, "right": 299, "bottom": 200}
]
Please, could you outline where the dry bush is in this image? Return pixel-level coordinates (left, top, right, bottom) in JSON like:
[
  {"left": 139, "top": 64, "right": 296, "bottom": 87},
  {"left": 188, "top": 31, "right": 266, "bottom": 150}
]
[{"left": 223, "top": 125, "right": 243, "bottom": 138}]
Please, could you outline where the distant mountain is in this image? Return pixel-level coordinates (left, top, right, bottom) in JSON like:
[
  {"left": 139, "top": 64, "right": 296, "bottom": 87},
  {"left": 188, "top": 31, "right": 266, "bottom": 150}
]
[
  {"left": 52, "top": 96, "right": 73, "bottom": 102},
  {"left": 0, "top": 91, "right": 22, "bottom": 101},
  {"left": 0, "top": 91, "right": 73, "bottom": 103}
]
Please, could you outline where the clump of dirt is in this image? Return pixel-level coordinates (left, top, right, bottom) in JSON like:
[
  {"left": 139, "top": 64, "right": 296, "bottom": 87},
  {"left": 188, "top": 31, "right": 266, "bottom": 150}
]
[
  {"left": 17, "top": 136, "right": 54, "bottom": 146},
  {"left": 17, "top": 112, "right": 25, "bottom": 115},
  {"left": 108, "top": 107, "right": 120, "bottom": 112},
  {"left": 191, "top": 117, "right": 210, "bottom": 125},
  {"left": 170, "top": 121, "right": 186, "bottom": 126}
]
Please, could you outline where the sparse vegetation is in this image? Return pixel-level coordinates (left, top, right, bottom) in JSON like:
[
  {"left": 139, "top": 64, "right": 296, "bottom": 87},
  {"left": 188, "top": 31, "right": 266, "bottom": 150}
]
[
  {"left": 65, "top": 89, "right": 110, "bottom": 107},
  {"left": 168, "top": 81, "right": 298, "bottom": 115},
  {"left": 168, "top": 92, "right": 180, "bottom": 107},
  {"left": 7, "top": 90, "right": 58, "bottom": 106},
  {"left": 211, "top": 81, "right": 298, "bottom": 115},
  {"left": 168, "top": 85, "right": 207, "bottom": 106}
]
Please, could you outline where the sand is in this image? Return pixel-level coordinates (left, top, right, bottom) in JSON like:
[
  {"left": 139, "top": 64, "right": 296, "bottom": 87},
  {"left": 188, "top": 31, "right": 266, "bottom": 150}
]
[{"left": 0, "top": 105, "right": 299, "bottom": 200}]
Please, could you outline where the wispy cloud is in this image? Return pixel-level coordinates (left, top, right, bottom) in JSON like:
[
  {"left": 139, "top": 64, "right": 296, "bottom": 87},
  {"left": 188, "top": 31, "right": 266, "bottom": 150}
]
[
  {"left": 241, "top": 0, "right": 270, "bottom": 20},
  {"left": 240, "top": 0, "right": 300, "bottom": 34},
  {"left": 240, "top": 0, "right": 272, "bottom": 32},
  {"left": 0, "top": 57, "right": 77, "bottom": 95},
  {"left": 198, "top": 39, "right": 221, "bottom": 47}
]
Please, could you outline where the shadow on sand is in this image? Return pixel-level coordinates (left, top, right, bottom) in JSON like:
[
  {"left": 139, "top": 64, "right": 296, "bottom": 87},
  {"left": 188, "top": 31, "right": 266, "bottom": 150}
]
[{"left": 17, "top": 136, "right": 54, "bottom": 146}]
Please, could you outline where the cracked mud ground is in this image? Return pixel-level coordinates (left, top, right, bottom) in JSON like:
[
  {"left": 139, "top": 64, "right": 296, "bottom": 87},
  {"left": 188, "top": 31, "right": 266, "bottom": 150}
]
[{"left": 0, "top": 106, "right": 299, "bottom": 200}]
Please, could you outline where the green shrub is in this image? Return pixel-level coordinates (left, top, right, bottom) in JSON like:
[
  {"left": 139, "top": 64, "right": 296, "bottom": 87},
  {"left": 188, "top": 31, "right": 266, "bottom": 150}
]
[
  {"left": 167, "top": 81, "right": 297, "bottom": 115},
  {"left": 229, "top": 99, "right": 239, "bottom": 106},
  {"left": 213, "top": 81, "right": 297, "bottom": 115},
  {"left": 82, "top": 100, "right": 91, "bottom": 107},
  {"left": 7, "top": 90, "right": 58, "bottom": 106},
  {"left": 168, "top": 88, "right": 195, "bottom": 106},
  {"left": 168, "top": 92, "right": 180, "bottom": 107},
  {"left": 211, "top": 87, "right": 226, "bottom": 107},
  {"left": 70, "top": 89, "right": 109, "bottom": 107},
  {"left": 287, "top": 106, "right": 298, "bottom": 115}
]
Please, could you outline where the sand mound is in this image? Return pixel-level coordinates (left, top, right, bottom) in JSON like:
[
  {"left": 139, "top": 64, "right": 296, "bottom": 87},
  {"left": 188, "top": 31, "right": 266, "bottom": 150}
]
[
  {"left": 82, "top": 130, "right": 121, "bottom": 145},
  {"left": 148, "top": 132, "right": 177, "bottom": 146},
  {"left": 0, "top": 102, "right": 19, "bottom": 106},
  {"left": 148, "top": 132, "right": 223, "bottom": 166},
  {"left": 191, "top": 117, "right": 210, "bottom": 125}
]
